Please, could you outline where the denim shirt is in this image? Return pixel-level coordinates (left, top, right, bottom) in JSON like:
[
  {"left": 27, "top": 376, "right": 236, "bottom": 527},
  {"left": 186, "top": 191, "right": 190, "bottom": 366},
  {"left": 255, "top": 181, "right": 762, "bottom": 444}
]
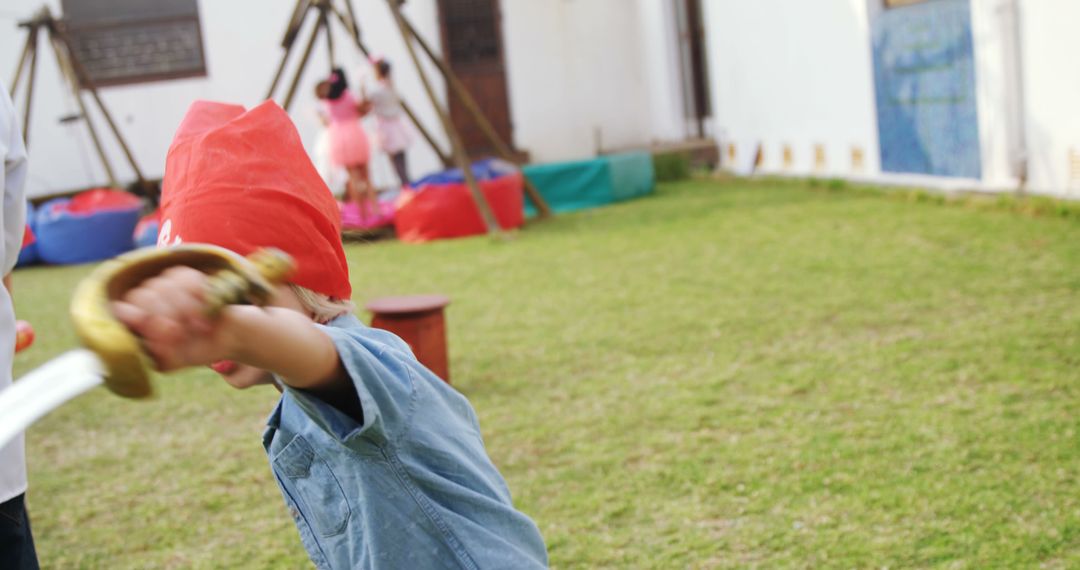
[{"left": 262, "top": 315, "right": 548, "bottom": 569}]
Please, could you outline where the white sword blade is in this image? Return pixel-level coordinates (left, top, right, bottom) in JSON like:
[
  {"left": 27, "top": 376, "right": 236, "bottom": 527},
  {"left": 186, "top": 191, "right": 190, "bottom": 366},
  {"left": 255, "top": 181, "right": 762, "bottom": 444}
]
[{"left": 0, "top": 349, "right": 105, "bottom": 449}]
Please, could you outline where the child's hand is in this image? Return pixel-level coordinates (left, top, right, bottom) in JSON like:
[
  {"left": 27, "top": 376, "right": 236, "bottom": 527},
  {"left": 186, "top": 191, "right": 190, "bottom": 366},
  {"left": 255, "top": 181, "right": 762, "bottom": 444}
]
[
  {"left": 111, "top": 266, "right": 237, "bottom": 372},
  {"left": 112, "top": 265, "right": 353, "bottom": 416}
]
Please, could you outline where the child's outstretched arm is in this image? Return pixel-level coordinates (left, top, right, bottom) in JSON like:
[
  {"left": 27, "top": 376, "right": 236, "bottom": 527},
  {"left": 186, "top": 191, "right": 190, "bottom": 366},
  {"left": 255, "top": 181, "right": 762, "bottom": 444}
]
[{"left": 111, "top": 265, "right": 361, "bottom": 418}]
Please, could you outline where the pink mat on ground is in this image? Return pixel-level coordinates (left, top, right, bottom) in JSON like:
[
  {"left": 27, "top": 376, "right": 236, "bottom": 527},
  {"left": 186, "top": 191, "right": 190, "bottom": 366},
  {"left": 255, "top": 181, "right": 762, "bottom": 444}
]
[{"left": 340, "top": 200, "right": 395, "bottom": 230}]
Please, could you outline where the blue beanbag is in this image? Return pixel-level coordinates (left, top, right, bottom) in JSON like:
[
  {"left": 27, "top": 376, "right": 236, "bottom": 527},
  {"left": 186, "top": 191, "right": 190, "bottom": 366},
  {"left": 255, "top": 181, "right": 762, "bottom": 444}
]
[
  {"left": 133, "top": 210, "right": 160, "bottom": 249},
  {"left": 35, "top": 189, "right": 143, "bottom": 265},
  {"left": 411, "top": 158, "right": 518, "bottom": 187}
]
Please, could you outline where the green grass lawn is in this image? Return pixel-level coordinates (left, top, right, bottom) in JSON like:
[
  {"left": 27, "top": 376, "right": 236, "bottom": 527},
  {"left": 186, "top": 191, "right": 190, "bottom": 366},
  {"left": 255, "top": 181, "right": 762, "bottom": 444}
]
[{"left": 11, "top": 179, "right": 1080, "bottom": 569}]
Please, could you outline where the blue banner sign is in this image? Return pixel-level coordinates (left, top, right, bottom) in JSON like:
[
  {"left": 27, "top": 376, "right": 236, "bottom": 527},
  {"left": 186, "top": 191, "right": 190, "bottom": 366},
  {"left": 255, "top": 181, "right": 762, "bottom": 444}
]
[{"left": 872, "top": 0, "right": 981, "bottom": 178}]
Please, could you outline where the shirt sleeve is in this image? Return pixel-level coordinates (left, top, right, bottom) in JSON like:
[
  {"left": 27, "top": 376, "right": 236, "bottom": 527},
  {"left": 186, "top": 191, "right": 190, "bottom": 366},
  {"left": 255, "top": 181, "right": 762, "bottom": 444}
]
[
  {"left": 0, "top": 83, "right": 27, "bottom": 275},
  {"left": 283, "top": 321, "right": 419, "bottom": 448}
]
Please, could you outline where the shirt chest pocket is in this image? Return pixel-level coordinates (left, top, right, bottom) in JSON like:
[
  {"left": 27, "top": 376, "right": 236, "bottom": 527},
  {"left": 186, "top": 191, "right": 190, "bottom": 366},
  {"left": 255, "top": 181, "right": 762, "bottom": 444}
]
[{"left": 273, "top": 435, "right": 352, "bottom": 537}]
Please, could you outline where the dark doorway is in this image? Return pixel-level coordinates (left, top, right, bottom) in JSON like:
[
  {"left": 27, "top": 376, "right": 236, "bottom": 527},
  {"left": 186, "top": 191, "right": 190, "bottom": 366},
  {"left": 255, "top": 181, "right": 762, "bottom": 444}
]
[
  {"left": 438, "top": 0, "right": 514, "bottom": 158},
  {"left": 674, "top": 0, "right": 712, "bottom": 138}
]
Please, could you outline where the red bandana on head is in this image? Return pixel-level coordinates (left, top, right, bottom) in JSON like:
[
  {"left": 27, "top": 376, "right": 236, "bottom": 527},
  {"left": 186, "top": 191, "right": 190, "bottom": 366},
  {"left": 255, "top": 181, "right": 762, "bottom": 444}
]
[{"left": 160, "top": 100, "right": 351, "bottom": 300}]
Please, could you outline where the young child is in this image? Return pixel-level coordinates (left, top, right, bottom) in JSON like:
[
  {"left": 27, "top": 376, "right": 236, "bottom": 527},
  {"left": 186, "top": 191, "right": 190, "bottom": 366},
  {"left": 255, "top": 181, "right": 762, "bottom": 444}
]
[
  {"left": 119, "top": 100, "right": 548, "bottom": 569},
  {"left": 316, "top": 68, "right": 376, "bottom": 223},
  {"left": 363, "top": 57, "right": 413, "bottom": 188}
]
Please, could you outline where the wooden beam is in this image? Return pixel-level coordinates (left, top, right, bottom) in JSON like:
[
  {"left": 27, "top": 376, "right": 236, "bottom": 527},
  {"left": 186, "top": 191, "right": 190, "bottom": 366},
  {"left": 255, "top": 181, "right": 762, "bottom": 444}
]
[
  {"left": 10, "top": 30, "right": 33, "bottom": 96},
  {"left": 386, "top": 0, "right": 502, "bottom": 236},
  {"left": 47, "top": 31, "right": 116, "bottom": 186},
  {"left": 281, "top": 0, "right": 311, "bottom": 48},
  {"left": 266, "top": 1, "right": 310, "bottom": 100},
  {"left": 340, "top": 0, "right": 362, "bottom": 45},
  {"left": 54, "top": 22, "right": 147, "bottom": 185},
  {"left": 281, "top": 10, "right": 324, "bottom": 112},
  {"left": 331, "top": 3, "right": 453, "bottom": 168},
  {"left": 266, "top": 0, "right": 452, "bottom": 167},
  {"left": 400, "top": 15, "right": 553, "bottom": 219},
  {"left": 320, "top": 3, "right": 335, "bottom": 71},
  {"left": 20, "top": 28, "right": 38, "bottom": 146}
]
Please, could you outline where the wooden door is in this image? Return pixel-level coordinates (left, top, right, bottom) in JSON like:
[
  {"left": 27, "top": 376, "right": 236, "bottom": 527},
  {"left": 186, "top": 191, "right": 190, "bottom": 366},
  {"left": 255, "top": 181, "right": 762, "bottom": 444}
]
[
  {"left": 438, "top": 0, "right": 514, "bottom": 158},
  {"left": 675, "top": 0, "right": 712, "bottom": 138}
]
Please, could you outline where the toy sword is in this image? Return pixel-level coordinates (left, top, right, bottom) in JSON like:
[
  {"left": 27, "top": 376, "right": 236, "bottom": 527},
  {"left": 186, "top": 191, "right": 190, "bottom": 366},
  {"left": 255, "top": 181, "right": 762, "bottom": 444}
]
[{"left": 0, "top": 245, "right": 293, "bottom": 449}]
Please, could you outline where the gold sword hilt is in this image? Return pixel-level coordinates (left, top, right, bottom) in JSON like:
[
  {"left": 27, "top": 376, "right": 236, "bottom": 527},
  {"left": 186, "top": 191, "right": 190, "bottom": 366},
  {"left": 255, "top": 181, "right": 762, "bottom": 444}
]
[{"left": 70, "top": 245, "right": 294, "bottom": 399}]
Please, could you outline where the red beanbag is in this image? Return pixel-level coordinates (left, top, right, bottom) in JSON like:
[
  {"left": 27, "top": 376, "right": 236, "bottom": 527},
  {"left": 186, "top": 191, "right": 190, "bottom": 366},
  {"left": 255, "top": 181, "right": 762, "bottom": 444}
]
[
  {"left": 65, "top": 188, "right": 142, "bottom": 214},
  {"left": 394, "top": 172, "right": 524, "bottom": 243}
]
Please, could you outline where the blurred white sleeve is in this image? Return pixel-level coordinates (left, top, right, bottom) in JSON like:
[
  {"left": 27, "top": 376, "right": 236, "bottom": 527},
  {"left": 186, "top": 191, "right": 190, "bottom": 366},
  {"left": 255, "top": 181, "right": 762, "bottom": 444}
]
[{"left": 0, "top": 82, "right": 27, "bottom": 275}]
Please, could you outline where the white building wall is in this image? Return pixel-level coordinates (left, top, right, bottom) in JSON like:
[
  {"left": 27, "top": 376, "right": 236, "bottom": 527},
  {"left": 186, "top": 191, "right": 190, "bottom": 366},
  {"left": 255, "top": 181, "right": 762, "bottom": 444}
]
[
  {"left": 500, "top": 0, "right": 658, "bottom": 161},
  {"left": 970, "top": 0, "right": 1022, "bottom": 189},
  {"left": 701, "top": 0, "right": 881, "bottom": 177},
  {"left": 2, "top": 0, "right": 680, "bottom": 198},
  {"left": 702, "top": 0, "right": 1079, "bottom": 197},
  {"left": 1018, "top": 0, "right": 1080, "bottom": 197},
  {"left": 4, "top": 0, "right": 1073, "bottom": 200},
  {"left": 0, "top": 0, "right": 448, "bottom": 197},
  {"left": 636, "top": 0, "right": 690, "bottom": 143}
]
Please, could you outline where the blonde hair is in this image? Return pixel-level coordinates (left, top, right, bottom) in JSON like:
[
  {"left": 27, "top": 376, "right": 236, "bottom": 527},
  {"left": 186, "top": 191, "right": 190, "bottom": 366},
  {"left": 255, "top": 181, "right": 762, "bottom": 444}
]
[{"left": 289, "top": 284, "right": 354, "bottom": 324}]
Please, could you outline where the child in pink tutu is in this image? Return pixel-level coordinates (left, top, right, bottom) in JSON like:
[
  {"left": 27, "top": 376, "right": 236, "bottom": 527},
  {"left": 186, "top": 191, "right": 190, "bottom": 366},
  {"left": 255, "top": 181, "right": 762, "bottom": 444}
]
[
  {"left": 364, "top": 57, "right": 413, "bottom": 188},
  {"left": 316, "top": 68, "right": 375, "bottom": 223}
]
